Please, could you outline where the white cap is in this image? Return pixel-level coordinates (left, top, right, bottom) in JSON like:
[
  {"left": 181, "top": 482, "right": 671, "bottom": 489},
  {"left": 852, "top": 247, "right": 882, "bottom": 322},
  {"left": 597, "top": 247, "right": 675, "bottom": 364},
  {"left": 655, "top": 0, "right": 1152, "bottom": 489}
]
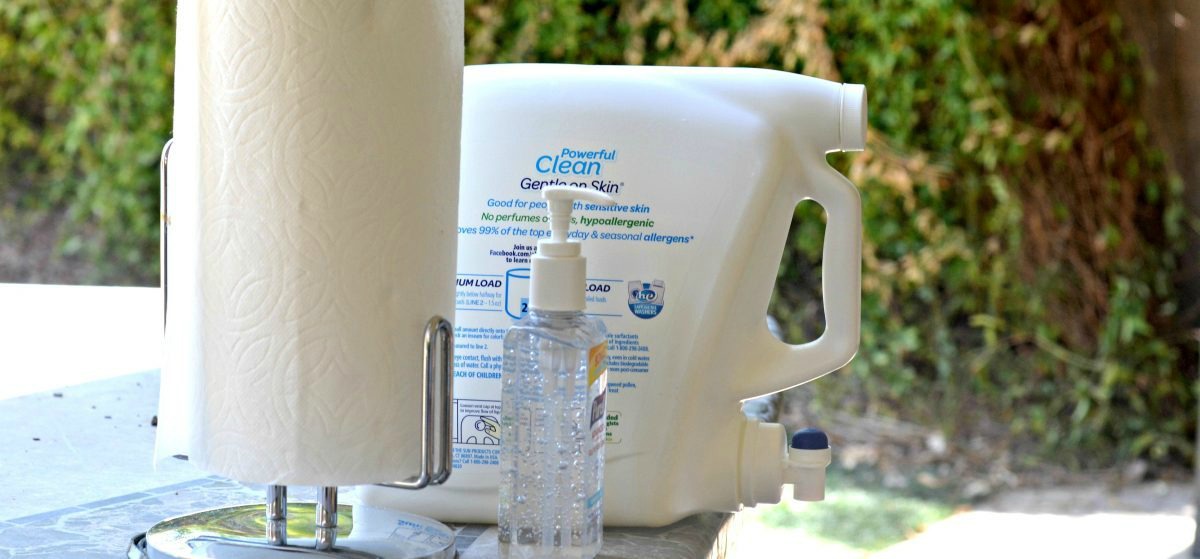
[
  {"left": 840, "top": 83, "right": 867, "bottom": 152},
  {"left": 530, "top": 187, "right": 617, "bottom": 312}
]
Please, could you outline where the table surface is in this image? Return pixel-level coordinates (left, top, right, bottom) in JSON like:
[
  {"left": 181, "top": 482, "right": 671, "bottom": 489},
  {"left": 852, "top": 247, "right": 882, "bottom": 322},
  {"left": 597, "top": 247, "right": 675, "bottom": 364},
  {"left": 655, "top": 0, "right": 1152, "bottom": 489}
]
[
  {"left": 0, "top": 476, "right": 734, "bottom": 559},
  {"left": 0, "top": 369, "right": 735, "bottom": 558}
]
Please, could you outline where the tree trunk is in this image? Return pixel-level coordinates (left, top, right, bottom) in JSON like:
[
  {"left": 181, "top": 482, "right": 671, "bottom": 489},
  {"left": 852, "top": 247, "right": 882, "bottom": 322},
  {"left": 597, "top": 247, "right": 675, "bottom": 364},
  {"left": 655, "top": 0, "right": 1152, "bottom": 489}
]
[{"left": 1116, "top": 0, "right": 1200, "bottom": 324}]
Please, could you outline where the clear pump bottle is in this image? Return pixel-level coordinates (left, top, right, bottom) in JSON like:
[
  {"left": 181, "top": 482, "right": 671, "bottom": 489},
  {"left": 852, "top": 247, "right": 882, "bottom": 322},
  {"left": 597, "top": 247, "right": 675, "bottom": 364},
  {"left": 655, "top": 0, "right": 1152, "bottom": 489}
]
[{"left": 499, "top": 187, "right": 615, "bottom": 559}]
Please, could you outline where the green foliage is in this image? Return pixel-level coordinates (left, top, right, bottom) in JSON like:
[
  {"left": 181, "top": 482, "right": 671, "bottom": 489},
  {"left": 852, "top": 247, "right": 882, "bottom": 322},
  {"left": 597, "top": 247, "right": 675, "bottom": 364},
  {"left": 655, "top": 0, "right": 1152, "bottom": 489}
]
[
  {"left": 0, "top": 0, "right": 1191, "bottom": 470},
  {"left": 0, "top": 0, "right": 175, "bottom": 283},
  {"left": 807, "top": 0, "right": 1190, "bottom": 469},
  {"left": 760, "top": 482, "right": 952, "bottom": 551},
  {"left": 876, "top": 1, "right": 1179, "bottom": 467}
]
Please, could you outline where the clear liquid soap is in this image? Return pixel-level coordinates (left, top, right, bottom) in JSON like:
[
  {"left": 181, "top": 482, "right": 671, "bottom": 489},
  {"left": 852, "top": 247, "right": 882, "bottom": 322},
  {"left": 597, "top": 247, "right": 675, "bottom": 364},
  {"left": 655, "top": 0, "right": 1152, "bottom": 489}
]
[{"left": 498, "top": 187, "right": 614, "bottom": 559}]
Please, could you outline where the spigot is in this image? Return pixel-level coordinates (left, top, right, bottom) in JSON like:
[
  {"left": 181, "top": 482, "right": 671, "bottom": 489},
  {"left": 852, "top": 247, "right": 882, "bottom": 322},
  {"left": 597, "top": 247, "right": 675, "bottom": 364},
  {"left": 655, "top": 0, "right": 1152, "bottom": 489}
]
[{"left": 785, "top": 428, "right": 832, "bottom": 501}]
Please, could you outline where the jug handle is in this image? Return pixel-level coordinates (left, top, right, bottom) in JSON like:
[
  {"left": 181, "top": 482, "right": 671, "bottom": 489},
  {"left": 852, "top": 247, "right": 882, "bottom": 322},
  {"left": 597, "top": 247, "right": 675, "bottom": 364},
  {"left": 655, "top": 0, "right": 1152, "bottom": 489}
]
[{"left": 740, "top": 156, "right": 862, "bottom": 400}]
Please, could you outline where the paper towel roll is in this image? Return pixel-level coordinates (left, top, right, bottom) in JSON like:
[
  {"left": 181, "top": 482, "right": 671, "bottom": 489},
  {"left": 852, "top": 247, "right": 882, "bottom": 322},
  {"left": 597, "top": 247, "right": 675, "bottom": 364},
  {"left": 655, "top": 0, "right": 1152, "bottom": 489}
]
[{"left": 157, "top": 0, "right": 462, "bottom": 486}]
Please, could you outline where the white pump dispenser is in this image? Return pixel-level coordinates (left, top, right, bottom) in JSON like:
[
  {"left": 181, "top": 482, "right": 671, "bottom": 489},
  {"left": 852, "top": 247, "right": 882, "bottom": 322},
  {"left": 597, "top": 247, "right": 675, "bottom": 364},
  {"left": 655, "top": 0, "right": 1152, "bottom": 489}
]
[
  {"left": 497, "top": 186, "right": 617, "bottom": 558},
  {"left": 530, "top": 188, "right": 617, "bottom": 312}
]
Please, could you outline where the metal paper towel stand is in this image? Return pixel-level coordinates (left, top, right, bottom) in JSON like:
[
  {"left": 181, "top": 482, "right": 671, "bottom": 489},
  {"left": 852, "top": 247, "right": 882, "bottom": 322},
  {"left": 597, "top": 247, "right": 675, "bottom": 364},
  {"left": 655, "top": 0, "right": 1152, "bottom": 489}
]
[{"left": 145, "top": 139, "right": 457, "bottom": 559}]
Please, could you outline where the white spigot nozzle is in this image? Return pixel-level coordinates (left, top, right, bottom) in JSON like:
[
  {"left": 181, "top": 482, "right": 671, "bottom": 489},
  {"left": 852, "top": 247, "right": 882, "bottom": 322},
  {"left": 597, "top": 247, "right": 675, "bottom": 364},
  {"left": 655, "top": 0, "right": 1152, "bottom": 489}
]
[
  {"left": 785, "top": 428, "right": 832, "bottom": 501},
  {"left": 529, "top": 187, "right": 617, "bottom": 312}
]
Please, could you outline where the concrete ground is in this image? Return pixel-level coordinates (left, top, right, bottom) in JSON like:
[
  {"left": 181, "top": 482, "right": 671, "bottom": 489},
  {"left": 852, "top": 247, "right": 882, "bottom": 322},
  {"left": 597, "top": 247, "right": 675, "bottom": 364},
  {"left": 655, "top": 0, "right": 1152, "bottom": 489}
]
[
  {"left": 0, "top": 284, "right": 195, "bottom": 518},
  {"left": 734, "top": 481, "right": 1196, "bottom": 558},
  {"left": 877, "top": 482, "right": 1195, "bottom": 559},
  {"left": 0, "top": 283, "right": 161, "bottom": 400}
]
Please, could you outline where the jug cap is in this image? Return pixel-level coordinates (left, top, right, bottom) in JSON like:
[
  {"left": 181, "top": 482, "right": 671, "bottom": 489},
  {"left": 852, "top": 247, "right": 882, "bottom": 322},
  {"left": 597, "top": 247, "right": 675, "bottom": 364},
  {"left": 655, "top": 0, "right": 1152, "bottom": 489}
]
[{"left": 530, "top": 187, "right": 616, "bottom": 312}]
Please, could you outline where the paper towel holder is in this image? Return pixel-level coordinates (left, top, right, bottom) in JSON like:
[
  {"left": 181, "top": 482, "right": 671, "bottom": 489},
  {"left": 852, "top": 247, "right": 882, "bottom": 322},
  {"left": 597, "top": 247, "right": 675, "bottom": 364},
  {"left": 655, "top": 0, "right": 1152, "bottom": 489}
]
[
  {"left": 375, "top": 315, "right": 455, "bottom": 490},
  {"left": 151, "top": 139, "right": 458, "bottom": 558}
]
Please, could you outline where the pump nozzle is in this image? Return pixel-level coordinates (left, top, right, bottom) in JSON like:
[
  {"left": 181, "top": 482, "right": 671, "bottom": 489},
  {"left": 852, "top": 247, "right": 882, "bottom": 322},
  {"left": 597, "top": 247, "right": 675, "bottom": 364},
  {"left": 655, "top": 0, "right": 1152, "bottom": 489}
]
[
  {"left": 529, "top": 187, "right": 616, "bottom": 312},
  {"left": 544, "top": 187, "right": 617, "bottom": 242}
]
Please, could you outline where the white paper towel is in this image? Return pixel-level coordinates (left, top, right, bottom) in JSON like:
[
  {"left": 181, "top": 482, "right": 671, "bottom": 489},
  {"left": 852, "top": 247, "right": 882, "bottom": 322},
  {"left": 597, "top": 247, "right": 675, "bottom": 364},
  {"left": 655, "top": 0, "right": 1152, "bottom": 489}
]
[{"left": 157, "top": 0, "right": 462, "bottom": 486}]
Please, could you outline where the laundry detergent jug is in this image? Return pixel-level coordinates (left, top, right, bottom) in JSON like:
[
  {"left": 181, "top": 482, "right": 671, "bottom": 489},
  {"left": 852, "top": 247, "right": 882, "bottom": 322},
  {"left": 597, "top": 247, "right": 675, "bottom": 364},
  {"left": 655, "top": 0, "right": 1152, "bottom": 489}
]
[{"left": 362, "top": 64, "right": 865, "bottom": 526}]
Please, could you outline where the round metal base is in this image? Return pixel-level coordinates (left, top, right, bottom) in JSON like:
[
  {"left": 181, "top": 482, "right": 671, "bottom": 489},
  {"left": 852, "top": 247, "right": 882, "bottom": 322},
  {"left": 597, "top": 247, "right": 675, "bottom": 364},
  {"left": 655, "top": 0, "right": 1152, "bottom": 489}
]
[{"left": 144, "top": 503, "right": 455, "bottom": 559}]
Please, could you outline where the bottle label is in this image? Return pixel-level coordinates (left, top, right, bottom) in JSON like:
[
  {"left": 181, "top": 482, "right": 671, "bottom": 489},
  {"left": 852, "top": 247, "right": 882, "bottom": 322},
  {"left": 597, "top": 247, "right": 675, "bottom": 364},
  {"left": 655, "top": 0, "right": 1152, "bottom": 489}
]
[
  {"left": 451, "top": 131, "right": 722, "bottom": 473},
  {"left": 588, "top": 342, "right": 608, "bottom": 452}
]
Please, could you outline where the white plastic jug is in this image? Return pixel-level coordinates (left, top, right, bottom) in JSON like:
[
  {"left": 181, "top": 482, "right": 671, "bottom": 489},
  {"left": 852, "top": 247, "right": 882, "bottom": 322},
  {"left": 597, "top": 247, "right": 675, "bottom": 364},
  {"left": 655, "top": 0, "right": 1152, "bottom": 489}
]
[{"left": 362, "top": 64, "right": 864, "bottom": 526}]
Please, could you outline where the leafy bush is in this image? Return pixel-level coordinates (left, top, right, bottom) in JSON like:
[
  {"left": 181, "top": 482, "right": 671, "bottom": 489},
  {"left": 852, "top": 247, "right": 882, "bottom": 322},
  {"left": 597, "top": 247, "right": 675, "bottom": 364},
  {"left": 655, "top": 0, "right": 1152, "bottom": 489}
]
[
  {"left": 812, "top": 0, "right": 1192, "bottom": 471},
  {"left": 0, "top": 0, "right": 1190, "bottom": 471},
  {"left": 760, "top": 474, "right": 953, "bottom": 551},
  {"left": 0, "top": 0, "right": 175, "bottom": 283}
]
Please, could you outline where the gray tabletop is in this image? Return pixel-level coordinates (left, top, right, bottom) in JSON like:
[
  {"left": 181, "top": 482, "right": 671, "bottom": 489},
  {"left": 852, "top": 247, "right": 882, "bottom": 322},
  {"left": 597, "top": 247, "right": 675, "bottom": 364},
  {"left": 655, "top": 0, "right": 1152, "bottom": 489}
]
[
  {"left": 0, "top": 477, "right": 734, "bottom": 558},
  {"left": 0, "top": 371, "right": 735, "bottom": 558}
]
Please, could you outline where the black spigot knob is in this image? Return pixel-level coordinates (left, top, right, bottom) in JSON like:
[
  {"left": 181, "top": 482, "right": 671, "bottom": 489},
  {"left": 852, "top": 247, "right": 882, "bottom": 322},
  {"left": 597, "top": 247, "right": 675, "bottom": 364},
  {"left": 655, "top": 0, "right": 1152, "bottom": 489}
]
[{"left": 790, "top": 428, "right": 829, "bottom": 450}]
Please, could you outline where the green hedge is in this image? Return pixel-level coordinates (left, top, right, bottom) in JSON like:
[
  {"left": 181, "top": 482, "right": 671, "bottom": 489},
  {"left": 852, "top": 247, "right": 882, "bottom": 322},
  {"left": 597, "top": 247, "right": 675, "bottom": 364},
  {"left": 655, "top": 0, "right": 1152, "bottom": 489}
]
[
  {"left": 0, "top": 1, "right": 174, "bottom": 282},
  {"left": 0, "top": 0, "right": 1190, "bottom": 470}
]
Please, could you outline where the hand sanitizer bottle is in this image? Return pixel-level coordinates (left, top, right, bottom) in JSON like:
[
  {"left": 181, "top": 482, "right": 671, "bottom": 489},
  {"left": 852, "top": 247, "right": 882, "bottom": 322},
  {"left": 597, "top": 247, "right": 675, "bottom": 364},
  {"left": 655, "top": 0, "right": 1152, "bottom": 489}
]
[{"left": 499, "top": 187, "right": 615, "bottom": 559}]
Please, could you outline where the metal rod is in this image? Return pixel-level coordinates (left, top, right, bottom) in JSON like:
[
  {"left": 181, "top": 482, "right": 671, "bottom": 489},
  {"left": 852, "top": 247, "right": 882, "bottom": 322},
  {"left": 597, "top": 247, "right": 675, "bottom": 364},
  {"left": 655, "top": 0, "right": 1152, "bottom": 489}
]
[
  {"left": 376, "top": 316, "right": 454, "bottom": 490},
  {"left": 266, "top": 485, "right": 287, "bottom": 546},
  {"left": 316, "top": 486, "right": 337, "bottom": 528},
  {"left": 433, "top": 316, "right": 453, "bottom": 485},
  {"left": 266, "top": 485, "right": 288, "bottom": 520},
  {"left": 159, "top": 138, "right": 173, "bottom": 330},
  {"left": 266, "top": 519, "right": 288, "bottom": 548},
  {"left": 315, "top": 486, "right": 338, "bottom": 551}
]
